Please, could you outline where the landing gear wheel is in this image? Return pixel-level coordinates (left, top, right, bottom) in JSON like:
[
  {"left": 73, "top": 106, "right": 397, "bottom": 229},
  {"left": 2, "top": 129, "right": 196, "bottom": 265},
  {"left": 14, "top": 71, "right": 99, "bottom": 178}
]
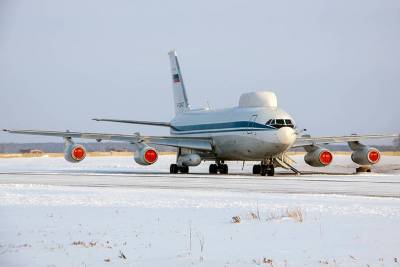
[
  {"left": 180, "top": 166, "right": 189, "bottom": 174},
  {"left": 209, "top": 162, "right": 229, "bottom": 174},
  {"left": 260, "top": 165, "right": 267, "bottom": 176},
  {"left": 260, "top": 164, "right": 274, "bottom": 176},
  {"left": 170, "top": 164, "right": 178, "bottom": 174},
  {"left": 209, "top": 164, "right": 218, "bottom": 174},
  {"left": 221, "top": 164, "right": 229, "bottom": 174},
  {"left": 266, "top": 165, "right": 274, "bottom": 176},
  {"left": 253, "top": 164, "right": 261, "bottom": 174},
  {"left": 170, "top": 164, "right": 189, "bottom": 174}
]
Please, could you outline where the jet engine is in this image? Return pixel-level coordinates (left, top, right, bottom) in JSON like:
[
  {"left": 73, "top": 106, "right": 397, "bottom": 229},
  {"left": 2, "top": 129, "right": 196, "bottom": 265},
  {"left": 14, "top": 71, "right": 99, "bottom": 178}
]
[
  {"left": 134, "top": 144, "right": 158, "bottom": 165},
  {"left": 351, "top": 147, "right": 380, "bottom": 165},
  {"left": 304, "top": 148, "right": 333, "bottom": 167},
  {"left": 348, "top": 141, "right": 380, "bottom": 165},
  {"left": 64, "top": 143, "right": 87, "bottom": 163},
  {"left": 177, "top": 153, "right": 201, "bottom": 167}
]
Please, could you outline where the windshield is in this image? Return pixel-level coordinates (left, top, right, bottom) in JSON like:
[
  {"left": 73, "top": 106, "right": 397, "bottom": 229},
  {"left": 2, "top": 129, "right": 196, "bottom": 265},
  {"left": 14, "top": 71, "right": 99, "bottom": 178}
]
[{"left": 266, "top": 119, "right": 295, "bottom": 129}]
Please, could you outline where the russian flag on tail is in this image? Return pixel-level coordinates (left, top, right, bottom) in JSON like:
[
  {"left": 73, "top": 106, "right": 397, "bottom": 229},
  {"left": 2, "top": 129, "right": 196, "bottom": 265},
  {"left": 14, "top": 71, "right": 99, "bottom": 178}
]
[{"left": 173, "top": 74, "right": 180, "bottom": 83}]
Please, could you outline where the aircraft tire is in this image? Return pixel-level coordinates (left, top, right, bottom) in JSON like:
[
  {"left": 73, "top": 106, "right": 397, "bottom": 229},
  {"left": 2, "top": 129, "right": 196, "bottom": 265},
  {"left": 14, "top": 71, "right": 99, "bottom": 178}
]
[
  {"left": 170, "top": 164, "right": 178, "bottom": 174},
  {"left": 260, "top": 166, "right": 267, "bottom": 176},
  {"left": 180, "top": 166, "right": 189, "bottom": 174},
  {"left": 221, "top": 164, "right": 228, "bottom": 174},
  {"left": 260, "top": 164, "right": 274, "bottom": 176},
  {"left": 209, "top": 164, "right": 218, "bottom": 174},
  {"left": 253, "top": 165, "right": 261, "bottom": 174},
  {"left": 266, "top": 164, "right": 274, "bottom": 176}
]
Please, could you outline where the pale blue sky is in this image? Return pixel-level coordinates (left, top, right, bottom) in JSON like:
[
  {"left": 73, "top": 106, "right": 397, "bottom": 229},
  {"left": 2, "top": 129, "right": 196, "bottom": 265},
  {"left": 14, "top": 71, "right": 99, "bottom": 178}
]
[{"left": 1, "top": 0, "right": 399, "bottom": 142}]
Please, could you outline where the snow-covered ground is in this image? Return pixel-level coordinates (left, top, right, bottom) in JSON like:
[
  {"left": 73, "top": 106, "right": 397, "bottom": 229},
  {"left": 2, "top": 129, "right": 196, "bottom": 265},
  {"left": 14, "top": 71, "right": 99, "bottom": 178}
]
[
  {"left": 0, "top": 154, "right": 399, "bottom": 175},
  {"left": 0, "top": 155, "right": 400, "bottom": 266}
]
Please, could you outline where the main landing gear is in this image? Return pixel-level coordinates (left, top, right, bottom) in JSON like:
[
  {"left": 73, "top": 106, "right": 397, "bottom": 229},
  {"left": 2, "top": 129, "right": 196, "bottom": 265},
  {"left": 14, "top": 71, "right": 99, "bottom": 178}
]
[
  {"left": 169, "top": 164, "right": 189, "bottom": 174},
  {"left": 209, "top": 161, "right": 228, "bottom": 174},
  {"left": 253, "top": 160, "right": 275, "bottom": 176}
]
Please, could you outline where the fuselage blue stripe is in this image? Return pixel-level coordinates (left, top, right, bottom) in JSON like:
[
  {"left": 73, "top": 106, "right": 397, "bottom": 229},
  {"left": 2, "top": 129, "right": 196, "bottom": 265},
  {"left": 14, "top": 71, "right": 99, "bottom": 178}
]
[
  {"left": 171, "top": 128, "right": 274, "bottom": 135},
  {"left": 171, "top": 121, "right": 274, "bottom": 132}
]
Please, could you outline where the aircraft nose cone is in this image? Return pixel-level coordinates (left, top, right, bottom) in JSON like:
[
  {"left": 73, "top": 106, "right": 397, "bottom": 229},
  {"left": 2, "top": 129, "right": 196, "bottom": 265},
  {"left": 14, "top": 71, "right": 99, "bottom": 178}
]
[{"left": 277, "top": 127, "right": 296, "bottom": 146}]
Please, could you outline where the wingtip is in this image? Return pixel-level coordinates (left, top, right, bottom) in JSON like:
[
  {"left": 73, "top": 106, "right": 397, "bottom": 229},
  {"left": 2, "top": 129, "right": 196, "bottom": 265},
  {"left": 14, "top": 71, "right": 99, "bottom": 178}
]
[
  {"left": 92, "top": 118, "right": 100, "bottom": 121},
  {"left": 3, "top": 129, "right": 10, "bottom": 132}
]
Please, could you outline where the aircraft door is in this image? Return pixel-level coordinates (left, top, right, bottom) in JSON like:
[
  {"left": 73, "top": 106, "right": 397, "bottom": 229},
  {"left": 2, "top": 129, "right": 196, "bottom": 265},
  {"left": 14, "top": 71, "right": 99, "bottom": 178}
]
[{"left": 247, "top": 114, "right": 258, "bottom": 135}]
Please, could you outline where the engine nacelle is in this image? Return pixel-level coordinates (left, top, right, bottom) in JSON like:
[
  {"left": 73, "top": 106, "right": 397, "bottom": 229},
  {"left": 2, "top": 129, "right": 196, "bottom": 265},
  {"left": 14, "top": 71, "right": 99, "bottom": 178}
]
[
  {"left": 177, "top": 154, "right": 201, "bottom": 167},
  {"left": 304, "top": 148, "right": 333, "bottom": 167},
  {"left": 351, "top": 147, "right": 380, "bottom": 165},
  {"left": 64, "top": 143, "right": 87, "bottom": 163},
  {"left": 134, "top": 145, "right": 158, "bottom": 165}
]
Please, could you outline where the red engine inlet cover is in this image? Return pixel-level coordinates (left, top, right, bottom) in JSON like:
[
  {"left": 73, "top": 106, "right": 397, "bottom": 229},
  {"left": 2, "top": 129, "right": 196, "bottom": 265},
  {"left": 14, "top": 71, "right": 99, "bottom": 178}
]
[
  {"left": 319, "top": 150, "right": 333, "bottom": 165},
  {"left": 71, "top": 146, "right": 86, "bottom": 161},
  {"left": 368, "top": 150, "right": 380, "bottom": 163},
  {"left": 144, "top": 149, "right": 157, "bottom": 163}
]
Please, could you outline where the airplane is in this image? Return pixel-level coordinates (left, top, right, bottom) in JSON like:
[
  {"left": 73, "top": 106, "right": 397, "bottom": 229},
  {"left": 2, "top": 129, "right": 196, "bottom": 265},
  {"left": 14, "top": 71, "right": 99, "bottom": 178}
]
[{"left": 3, "top": 50, "right": 397, "bottom": 176}]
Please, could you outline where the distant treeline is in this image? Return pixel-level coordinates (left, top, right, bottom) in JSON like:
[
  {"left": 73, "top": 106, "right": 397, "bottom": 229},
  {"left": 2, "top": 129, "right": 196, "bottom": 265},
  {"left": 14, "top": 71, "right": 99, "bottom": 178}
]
[{"left": 0, "top": 143, "right": 174, "bottom": 154}]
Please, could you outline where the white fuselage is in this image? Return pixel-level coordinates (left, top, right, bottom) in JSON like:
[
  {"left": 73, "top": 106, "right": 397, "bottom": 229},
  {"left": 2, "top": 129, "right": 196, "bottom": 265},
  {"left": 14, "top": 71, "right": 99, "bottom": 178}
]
[{"left": 170, "top": 106, "right": 297, "bottom": 160}]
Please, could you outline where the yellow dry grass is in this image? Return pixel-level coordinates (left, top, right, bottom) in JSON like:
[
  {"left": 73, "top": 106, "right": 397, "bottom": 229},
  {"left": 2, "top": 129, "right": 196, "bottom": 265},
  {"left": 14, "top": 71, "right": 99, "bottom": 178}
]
[{"left": 265, "top": 208, "right": 304, "bottom": 223}]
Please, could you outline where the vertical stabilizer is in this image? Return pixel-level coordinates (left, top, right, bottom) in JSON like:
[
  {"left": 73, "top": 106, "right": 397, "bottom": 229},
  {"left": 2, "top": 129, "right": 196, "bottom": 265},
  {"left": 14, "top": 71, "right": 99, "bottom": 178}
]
[{"left": 169, "top": 50, "right": 190, "bottom": 114}]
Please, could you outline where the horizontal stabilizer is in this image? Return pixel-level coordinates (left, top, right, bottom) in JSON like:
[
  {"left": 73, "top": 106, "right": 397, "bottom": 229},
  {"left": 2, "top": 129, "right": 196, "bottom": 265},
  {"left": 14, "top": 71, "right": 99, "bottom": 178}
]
[{"left": 93, "top": 118, "right": 171, "bottom": 127}]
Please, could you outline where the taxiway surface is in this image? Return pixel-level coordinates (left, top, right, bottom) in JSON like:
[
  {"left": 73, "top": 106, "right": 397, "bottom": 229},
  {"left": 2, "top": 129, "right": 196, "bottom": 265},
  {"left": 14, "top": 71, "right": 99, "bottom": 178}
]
[{"left": 0, "top": 155, "right": 399, "bottom": 198}]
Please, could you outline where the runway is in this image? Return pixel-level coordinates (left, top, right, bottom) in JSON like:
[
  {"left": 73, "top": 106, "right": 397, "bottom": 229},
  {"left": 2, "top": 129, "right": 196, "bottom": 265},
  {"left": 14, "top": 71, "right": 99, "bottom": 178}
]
[
  {"left": 1, "top": 170, "right": 400, "bottom": 198},
  {"left": 0, "top": 155, "right": 399, "bottom": 198}
]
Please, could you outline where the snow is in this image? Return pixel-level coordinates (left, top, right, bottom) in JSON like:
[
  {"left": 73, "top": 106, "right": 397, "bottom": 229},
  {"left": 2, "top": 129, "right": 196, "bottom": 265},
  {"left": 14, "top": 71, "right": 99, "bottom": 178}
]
[
  {"left": 0, "top": 155, "right": 400, "bottom": 266},
  {"left": 0, "top": 154, "right": 399, "bottom": 175}
]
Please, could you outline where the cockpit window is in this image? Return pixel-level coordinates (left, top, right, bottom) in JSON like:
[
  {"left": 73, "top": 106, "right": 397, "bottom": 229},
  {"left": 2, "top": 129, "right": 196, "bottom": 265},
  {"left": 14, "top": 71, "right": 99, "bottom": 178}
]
[{"left": 266, "top": 118, "right": 295, "bottom": 129}]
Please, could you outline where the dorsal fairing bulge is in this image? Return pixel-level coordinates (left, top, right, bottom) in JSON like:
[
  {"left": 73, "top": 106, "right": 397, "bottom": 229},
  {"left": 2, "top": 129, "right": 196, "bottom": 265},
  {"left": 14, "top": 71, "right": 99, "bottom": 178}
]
[
  {"left": 237, "top": 91, "right": 296, "bottom": 127},
  {"left": 238, "top": 91, "right": 277, "bottom": 108}
]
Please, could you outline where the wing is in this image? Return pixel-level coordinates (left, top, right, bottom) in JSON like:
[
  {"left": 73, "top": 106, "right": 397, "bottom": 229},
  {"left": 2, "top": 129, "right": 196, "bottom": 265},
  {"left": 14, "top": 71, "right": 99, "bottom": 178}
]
[
  {"left": 293, "top": 133, "right": 398, "bottom": 147},
  {"left": 3, "top": 129, "right": 213, "bottom": 151}
]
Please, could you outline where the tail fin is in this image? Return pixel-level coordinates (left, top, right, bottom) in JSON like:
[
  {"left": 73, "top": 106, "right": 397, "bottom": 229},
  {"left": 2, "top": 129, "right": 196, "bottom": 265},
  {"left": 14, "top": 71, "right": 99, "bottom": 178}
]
[{"left": 168, "top": 50, "right": 190, "bottom": 114}]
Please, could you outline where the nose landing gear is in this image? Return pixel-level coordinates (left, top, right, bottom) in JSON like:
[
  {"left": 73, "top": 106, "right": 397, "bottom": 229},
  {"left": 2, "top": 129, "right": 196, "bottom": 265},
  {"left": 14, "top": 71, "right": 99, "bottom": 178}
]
[{"left": 209, "top": 161, "right": 228, "bottom": 174}]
